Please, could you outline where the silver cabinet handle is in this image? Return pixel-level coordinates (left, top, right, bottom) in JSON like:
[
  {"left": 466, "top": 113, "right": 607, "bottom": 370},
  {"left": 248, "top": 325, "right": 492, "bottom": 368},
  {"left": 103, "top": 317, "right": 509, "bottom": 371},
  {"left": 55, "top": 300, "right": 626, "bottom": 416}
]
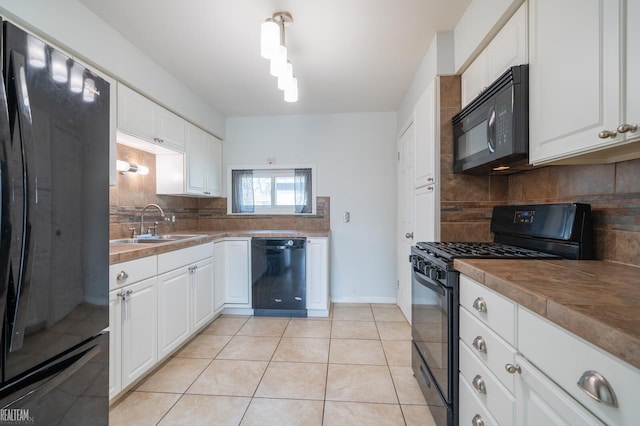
[
  {"left": 472, "top": 297, "right": 487, "bottom": 313},
  {"left": 472, "top": 336, "right": 487, "bottom": 353},
  {"left": 204, "top": 191, "right": 211, "bottom": 195},
  {"left": 577, "top": 370, "right": 618, "bottom": 407},
  {"left": 427, "top": 177, "right": 434, "bottom": 182},
  {"left": 405, "top": 232, "right": 414, "bottom": 239},
  {"left": 117, "top": 271, "right": 129, "bottom": 281},
  {"left": 598, "top": 130, "right": 617, "bottom": 139},
  {"left": 505, "top": 363, "right": 522, "bottom": 374},
  {"left": 617, "top": 123, "right": 638, "bottom": 134},
  {"left": 472, "top": 414, "right": 485, "bottom": 426},
  {"left": 472, "top": 375, "right": 486, "bottom": 394}
]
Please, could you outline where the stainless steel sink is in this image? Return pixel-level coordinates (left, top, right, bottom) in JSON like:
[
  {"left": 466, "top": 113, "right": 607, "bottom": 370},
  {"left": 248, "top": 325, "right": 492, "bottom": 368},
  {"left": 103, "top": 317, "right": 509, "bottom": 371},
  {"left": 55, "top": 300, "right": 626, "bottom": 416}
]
[{"left": 110, "top": 234, "right": 203, "bottom": 244}]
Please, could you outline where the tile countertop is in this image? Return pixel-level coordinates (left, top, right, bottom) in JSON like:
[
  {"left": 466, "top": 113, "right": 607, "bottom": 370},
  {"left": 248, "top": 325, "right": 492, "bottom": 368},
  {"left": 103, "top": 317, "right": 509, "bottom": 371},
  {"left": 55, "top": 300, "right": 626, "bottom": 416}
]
[
  {"left": 454, "top": 259, "right": 640, "bottom": 370},
  {"left": 109, "top": 230, "right": 330, "bottom": 264}
]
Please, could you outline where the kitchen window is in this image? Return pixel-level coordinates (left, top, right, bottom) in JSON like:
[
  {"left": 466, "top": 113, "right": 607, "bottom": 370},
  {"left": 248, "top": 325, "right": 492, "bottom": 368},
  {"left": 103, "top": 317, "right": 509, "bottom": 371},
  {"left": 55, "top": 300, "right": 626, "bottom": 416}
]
[{"left": 228, "top": 166, "right": 315, "bottom": 214}]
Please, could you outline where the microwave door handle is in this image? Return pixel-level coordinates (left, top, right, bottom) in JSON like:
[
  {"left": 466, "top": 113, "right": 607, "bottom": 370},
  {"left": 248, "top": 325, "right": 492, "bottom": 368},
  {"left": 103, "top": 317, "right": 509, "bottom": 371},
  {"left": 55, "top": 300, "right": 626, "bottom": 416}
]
[
  {"left": 487, "top": 105, "right": 496, "bottom": 153},
  {"left": 7, "top": 50, "right": 37, "bottom": 353}
]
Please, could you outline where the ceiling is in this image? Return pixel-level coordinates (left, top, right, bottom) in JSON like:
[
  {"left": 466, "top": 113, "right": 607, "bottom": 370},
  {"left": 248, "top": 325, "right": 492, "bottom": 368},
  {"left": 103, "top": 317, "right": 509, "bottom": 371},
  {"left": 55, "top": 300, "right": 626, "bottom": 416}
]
[{"left": 78, "top": 0, "right": 471, "bottom": 117}]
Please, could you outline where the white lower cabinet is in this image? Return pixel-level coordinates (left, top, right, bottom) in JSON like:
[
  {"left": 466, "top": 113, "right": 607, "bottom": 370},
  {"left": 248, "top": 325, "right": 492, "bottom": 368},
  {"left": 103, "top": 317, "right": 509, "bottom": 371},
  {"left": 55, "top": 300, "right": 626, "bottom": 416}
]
[
  {"left": 222, "top": 239, "right": 251, "bottom": 307},
  {"left": 306, "top": 237, "right": 330, "bottom": 316},
  {"left": 157, "top": 243, "right": 214, "bottom": 360},
  {"left": 157, "top": 267, "right": 190, "bottom": 359},
  {"left": 514, "top": 354, "right": 604, "bottom": 426},
  {"left": 118, "top": 277, "right": 158, "bottom": 391},
  {"left": 191, "top": 257, "right": 215, "bottom": 330},
  {"left": 460, "top": 274, "right": 639, "bottom": 426},
  {"left": 213, "top": 242, "right": 226, "bottom": 312}
]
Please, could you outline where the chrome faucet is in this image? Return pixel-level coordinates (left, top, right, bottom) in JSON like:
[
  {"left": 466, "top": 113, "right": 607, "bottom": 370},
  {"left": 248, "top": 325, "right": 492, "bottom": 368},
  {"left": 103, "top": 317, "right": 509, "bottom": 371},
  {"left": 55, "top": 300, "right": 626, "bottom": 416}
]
[{"left": 140, "top": 204, "right": 165, "bottom": 236}]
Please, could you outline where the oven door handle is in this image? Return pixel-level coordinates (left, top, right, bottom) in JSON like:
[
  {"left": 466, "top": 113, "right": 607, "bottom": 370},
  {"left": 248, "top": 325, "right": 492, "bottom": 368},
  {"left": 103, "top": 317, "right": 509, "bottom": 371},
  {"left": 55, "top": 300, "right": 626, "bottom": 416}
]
[{"left": 412, "top": 269, "right": 446, "bottom": 296}]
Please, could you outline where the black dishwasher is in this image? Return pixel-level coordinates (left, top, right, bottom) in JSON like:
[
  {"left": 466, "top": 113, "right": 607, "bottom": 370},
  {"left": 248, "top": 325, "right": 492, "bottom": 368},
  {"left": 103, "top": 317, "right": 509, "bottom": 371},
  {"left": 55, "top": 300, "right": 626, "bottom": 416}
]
[{"left": 251, "top": 238, "right": 307, "bottom": 317}]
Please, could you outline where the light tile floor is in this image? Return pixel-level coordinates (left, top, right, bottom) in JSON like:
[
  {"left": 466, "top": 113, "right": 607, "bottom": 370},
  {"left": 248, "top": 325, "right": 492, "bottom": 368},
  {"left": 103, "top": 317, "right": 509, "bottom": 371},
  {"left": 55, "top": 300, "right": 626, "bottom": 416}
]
[{"left": 109, "top": 304, "right": 436, "bottom": 425}]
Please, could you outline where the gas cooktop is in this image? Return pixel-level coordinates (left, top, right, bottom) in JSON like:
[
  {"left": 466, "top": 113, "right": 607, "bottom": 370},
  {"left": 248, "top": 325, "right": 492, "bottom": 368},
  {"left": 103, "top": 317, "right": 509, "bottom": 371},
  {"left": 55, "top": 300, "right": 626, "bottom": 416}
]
[{"left": 414, "top": 241, "right": 561, "bottom": 261}]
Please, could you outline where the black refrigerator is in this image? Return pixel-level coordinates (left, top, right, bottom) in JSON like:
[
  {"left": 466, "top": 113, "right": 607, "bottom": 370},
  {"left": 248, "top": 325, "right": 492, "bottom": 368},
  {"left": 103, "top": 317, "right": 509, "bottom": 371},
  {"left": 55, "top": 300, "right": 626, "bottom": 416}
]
[{"left": 0, "top": 21, "right": 109, "bottom": 424}]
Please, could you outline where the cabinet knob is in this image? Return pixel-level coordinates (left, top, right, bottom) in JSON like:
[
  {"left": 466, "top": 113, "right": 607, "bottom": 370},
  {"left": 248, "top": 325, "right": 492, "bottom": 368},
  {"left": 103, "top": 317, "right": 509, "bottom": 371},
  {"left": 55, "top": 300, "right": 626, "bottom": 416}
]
[
  {"left": 471, "top": 414, "right": 485, "bottom": 426},
  {"left": 616, "top": 123, "right": 638, "bottom": 134},
  {"left": 577, "top": 370, "right": 618, "bottom": 407},
  {"left": 427, "top": 177, "right": 434, "bottom": 182},
  {"left": 472, "top": 336, "right": 487, "bottom": 353},
  {"left": 116, "top": 271, "right": 129, "bottom": 281},
  {"left": 505, "top": 363, "right": 522, "bottom": 374},
  {"left": 405, "top": 232, "right": 414, "bottom": 239},
  {"left": 472, "top": 297, "right": 487, "bottom": 313},
  {"left": 598, "top": 129, "right": 617, "bottom": 139},
  {"left": 472, "top": 375, "right": 486, "bottom": 394}
]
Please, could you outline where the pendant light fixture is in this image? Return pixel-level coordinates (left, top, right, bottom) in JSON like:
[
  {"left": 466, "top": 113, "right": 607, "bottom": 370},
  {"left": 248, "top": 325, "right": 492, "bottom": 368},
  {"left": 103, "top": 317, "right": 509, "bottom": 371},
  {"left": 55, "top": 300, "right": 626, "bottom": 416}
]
[{"left": 260, "top": 11, "right": 298, "bottom": 102}]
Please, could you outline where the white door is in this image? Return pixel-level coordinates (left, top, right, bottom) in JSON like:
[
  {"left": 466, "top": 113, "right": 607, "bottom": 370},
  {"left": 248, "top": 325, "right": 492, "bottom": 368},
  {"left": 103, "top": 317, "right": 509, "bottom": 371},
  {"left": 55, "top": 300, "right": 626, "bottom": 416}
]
[
  {"left": 397, "top": 122, "right": 415, "bottom": 322},
  {"left": 225, "top": 240, "right": 250, "bottom": 305},
  {"left": 109, "top": 290, "right": 121, "bottom": 399},
  {"left": 214, "top": 242, "right": 226, "bottom": 312}
]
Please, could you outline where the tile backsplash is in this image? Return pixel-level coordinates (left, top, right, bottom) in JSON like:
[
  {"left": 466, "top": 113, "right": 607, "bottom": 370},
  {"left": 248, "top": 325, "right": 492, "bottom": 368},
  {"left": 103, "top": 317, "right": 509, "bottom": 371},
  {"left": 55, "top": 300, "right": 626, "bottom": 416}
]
[
  {"left": 438, "top": 76, "right": 640, "bottom": 267},
  {"left": 110, "top": 144, "right": 330, "bottom": 239}
]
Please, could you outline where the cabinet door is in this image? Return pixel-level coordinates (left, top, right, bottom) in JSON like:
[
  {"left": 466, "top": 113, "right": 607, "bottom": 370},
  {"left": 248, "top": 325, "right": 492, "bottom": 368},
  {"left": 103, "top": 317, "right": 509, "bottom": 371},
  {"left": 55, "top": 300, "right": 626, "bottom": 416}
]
[
  {"left": 529, "top": 0, "right": 622, "bottom": 163},
  {"left": 117, "top": 83, "right": 156, "bottom": 141},
  {"left": 626, "top": 0, "right": 640, "bottom": 141},
  {"left": 156, "top": 107, "right": 185, "bottom": 151},
  {"left": 485, "top": 3, "right": 527, "bottom": 84},
  {"left": 414, "top": 184, "right": 438, "bottom": 243},
  {"left": 192, "top": 257, "right": 215, "bottom": 331},
  {"left": 185, "top": 123, "right": 207, "bottom": 195},
  {"left": 225, "top": 240, "right": 250, "bottom": 305},
  {"left": 514, "top": 355, "right": 605, "bottom": 426},
  {"left": 157, "top": 267, "right": 190, "bottom": 359},
  {"left": 205, "top": 134, "right": 222, "bottom": 196},
  {"left": 461, "top": 51, "right": 487, "bottom": 108},
  {"left": 414, "top": 80, "right": 437, "bottom": 188},
  {"left": 306, "top": 238, "right": 329, "bottom": 314},
  {"left": 122, "top": 277, "right": 157, "bottom": 389},
  {"left": 214, "top": 242, "right": 226, "bottom": 312},
  {"left": 109, "top": 290, "right": 122, "bottom": 399}
]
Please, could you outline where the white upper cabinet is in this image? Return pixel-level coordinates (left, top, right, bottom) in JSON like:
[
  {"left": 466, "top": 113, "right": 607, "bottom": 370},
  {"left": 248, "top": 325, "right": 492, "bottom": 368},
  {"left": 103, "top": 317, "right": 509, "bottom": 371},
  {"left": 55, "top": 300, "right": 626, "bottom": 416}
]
[
  {"left": 156, "top": 122, "right": 222, "bottom": 198},
  {"left": 625, "top": 0, "right": 640, "bottom": 141},
  {"left": 461, "top": 4, "right": 528, "bottom": 108},
  {"left": 413, "top": 80, "right": 437, "bottom": 188},
  {"left": 528, "top": 0, "right": 639, "bottom": 164},
  {"left": 117, "top": 83, "right": 185, "bottom": 152},
  {"left": 184, "top": 123, "right": 222, "bottom": 197}
]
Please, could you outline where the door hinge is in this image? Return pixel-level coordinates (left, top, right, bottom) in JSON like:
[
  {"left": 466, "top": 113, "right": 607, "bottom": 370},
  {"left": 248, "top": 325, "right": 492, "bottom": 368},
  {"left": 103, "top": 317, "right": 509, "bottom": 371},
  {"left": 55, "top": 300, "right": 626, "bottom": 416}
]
[{"left": 397, "top": 152, "right": 400, "bottom": 161}]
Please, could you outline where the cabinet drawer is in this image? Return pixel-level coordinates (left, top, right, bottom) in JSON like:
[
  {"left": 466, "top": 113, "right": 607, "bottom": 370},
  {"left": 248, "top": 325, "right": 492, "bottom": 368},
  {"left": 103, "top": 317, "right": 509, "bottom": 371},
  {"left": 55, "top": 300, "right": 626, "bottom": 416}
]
[
  {"left": 459, "top": 372, "right": 499, "bottom": 426},
  {"left": 460, "top": 342, "right": 515, "bottom": 425},
  {"left": 460, "top": 306, "right": 517, "bottom": 393},
  {"left": 460, "top": 275, "right": 516, "bottom": 345},
  {"left": 110, "top": 256, "right": 157, "bottom": 290},
  {"left": 157, "top": 242, "right": 213, "bottom": 274},
  {"left": 518, "top": 307, "right": 640, "bottom": 426}
]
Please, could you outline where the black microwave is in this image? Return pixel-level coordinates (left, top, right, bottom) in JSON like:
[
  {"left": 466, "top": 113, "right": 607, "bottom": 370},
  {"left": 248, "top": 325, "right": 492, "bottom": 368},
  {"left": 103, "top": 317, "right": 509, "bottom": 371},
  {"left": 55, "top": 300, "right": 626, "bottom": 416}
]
[{"left": 452, "top": 65, "right": 529, "bottom": 175}]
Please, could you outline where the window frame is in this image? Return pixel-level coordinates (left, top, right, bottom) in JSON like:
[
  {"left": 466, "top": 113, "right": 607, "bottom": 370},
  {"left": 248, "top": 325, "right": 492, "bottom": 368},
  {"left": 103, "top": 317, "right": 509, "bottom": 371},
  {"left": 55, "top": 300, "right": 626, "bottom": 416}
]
[{"left": 227, "top": 164, "right": 317, "bottom": 215}]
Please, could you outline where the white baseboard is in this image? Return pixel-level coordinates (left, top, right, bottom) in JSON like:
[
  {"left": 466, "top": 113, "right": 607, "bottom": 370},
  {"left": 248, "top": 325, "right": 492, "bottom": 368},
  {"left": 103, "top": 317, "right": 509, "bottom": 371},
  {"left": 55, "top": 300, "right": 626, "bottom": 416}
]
[{"left": 331, "top": 296, "right": 397, "bottom": 304}]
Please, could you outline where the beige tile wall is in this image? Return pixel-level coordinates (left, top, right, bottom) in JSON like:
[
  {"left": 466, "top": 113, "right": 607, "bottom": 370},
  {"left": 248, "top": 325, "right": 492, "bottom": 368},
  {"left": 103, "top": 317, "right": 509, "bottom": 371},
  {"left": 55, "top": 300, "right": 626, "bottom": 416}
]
[{"left": 110, "top": 144, "right": 330, "bottom": 239}]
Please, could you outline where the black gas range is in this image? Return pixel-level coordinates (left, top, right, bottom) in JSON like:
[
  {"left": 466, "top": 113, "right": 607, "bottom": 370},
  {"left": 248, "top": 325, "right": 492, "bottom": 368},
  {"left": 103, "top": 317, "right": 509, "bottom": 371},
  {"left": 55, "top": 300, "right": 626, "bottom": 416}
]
[{"left": 410, "top": 203, "right": 593, "bottom": 426}]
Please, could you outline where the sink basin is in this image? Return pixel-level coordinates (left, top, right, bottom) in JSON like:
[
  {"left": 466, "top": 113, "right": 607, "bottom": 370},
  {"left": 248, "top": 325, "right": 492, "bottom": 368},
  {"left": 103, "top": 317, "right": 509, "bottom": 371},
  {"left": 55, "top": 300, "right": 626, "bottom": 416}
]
[{"left": 110, "top": 234, "right": 203, "bottom": 245}]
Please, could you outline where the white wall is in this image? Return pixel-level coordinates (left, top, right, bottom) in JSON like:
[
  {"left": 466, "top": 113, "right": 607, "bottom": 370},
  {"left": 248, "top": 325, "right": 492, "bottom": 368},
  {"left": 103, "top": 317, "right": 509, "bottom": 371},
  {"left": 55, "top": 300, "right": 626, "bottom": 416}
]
[
  {"left": 225, "top": 113, "right": 398, "bottom": 303},
  {"left": 396, "top": 31, "right": 455, "bottom": 134},
  {"left": 0, "top": 0, "right": 225, "bottom": 138}
]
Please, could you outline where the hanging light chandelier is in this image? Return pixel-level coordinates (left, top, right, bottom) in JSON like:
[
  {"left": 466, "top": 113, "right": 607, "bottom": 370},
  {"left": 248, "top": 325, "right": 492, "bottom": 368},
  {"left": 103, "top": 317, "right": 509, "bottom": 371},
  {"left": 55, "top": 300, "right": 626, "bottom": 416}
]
[{"left": 261, "top": 11, "right": 298, "bottom": 102}]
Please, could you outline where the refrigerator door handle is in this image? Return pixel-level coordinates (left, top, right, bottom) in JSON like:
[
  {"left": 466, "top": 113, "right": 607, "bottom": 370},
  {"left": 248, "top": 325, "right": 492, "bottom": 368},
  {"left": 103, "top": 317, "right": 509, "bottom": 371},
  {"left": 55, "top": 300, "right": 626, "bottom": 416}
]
[
  {"left": 0, "top": 62, "right": 13, "bottom": 344},
  {"left": 6, "top": 50, "right": 37, "bottom": 353}
]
